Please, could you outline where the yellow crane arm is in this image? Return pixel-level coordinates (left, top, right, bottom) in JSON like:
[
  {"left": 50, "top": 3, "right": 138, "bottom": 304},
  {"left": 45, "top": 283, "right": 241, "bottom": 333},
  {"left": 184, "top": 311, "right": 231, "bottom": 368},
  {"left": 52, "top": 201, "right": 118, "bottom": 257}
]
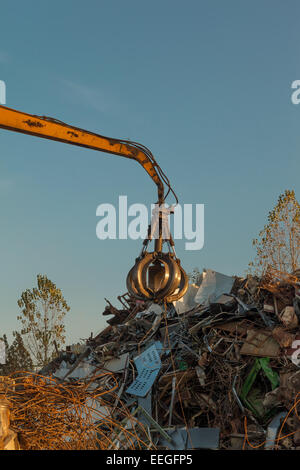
[
  {"left": 0, "top": 104, "right": 188, "bottom": 302},
  {"left": 0, "top": 104, "right": 166, "bottom": 203}
]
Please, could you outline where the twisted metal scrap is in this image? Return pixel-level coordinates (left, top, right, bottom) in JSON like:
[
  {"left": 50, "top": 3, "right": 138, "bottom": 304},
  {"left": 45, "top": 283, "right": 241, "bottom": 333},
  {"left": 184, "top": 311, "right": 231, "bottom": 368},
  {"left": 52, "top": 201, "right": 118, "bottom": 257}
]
[{"left": 1, "top": 371, "right": 151, "bottom": 450}]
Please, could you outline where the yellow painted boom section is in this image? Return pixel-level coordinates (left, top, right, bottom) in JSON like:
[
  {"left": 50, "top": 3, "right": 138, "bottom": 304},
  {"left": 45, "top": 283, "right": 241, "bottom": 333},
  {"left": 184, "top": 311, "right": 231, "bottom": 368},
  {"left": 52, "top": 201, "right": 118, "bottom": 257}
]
[{"left": 0, "top": 105, "right": 164, "bottom": 202}]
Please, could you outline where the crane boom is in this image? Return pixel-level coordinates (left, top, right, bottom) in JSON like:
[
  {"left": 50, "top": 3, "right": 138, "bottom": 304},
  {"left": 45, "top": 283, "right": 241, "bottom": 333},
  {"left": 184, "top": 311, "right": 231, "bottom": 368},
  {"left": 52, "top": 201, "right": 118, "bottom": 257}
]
[
  {"left": 0, "top": 104, "right": 165, "bottom": 203},
  {"left": 0, "top": 103, "right": 188, "bottom": 302}
]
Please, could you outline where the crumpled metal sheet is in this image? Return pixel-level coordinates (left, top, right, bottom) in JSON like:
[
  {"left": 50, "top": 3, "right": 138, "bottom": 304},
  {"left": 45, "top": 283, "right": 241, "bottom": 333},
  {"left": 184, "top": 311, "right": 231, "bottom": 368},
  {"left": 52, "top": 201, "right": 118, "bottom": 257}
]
[
  {"left": 159, "top": 427, "right": 219, "bottom": 450},
  {"left": 103, "top": 353, "right": 129, "bottom": 372},
  {"left": 135, "top": 303, "right": 163, "bottom": 319},
  {"left": 194, "top": 269, "right": 235, "bottom": 306},
  {"left": 53, "top": 360, "right": 96, "bottom": 380},
  {"left": 126, "top": 341, "right": 162, "bottom": 397},
  {"left": 174, "top": 284, "right": 201, "bottom": 314},
  {"left": 240, "top": 329, "right": 280, "bottom": 357}
]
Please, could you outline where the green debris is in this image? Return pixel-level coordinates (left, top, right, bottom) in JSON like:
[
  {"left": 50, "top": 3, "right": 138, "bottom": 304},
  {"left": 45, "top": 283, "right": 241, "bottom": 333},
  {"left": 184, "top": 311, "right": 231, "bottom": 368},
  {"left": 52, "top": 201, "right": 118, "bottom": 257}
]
[
  {"left": 177, "top": 360, "right": 188, "bottom": 371},
  {"left": 240, "top": 358, "right": 280, "bottom": 421}
]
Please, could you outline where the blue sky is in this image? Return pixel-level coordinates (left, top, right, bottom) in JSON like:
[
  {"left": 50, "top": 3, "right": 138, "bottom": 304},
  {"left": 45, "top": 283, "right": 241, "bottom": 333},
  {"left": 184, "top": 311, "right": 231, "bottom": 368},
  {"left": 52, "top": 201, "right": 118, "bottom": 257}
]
[{"left": 1, "top": 0, "right": 300, "bottom": 343}]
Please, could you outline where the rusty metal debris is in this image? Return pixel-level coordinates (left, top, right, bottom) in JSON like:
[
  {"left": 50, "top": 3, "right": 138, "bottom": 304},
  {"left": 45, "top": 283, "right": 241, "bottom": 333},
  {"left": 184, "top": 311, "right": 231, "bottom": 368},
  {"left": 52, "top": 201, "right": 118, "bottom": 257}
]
[{"left": 3, "top": 268, "right": 300, "bottom": 450}]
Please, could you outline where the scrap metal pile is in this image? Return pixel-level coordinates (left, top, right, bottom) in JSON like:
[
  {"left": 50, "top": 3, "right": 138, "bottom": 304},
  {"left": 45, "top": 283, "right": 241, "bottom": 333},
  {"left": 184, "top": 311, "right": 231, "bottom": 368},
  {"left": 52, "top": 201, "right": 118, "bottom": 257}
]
[{"left": 7, "top": 268, "right": 300, "bottom": 450}]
